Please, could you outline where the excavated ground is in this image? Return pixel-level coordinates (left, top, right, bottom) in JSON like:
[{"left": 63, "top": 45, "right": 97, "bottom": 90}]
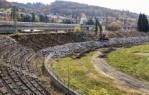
[{"left": 11, "top": 32, "right": 95, "bottom": 52}]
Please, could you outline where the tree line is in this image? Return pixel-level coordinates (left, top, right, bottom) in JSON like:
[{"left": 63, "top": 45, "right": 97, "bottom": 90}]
[
  {"left": 137, "top": 13, "right": 149, "bottom": 32},
  {"left": 15, "top": 12, "right": 49, "bottom": 23}
]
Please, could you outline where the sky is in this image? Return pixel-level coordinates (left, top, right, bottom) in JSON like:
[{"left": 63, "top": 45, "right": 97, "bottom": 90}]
[{"left": 7, "top": 0, "right": 149, "bottom": 15}]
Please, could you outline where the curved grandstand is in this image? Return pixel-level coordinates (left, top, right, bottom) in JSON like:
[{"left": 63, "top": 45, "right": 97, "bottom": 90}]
[
  {"left": 0, "top": 36, "right": 52, "bottom": 95},
  {"left": 1, "top": 31, "right": 149, "bottom": 95}
]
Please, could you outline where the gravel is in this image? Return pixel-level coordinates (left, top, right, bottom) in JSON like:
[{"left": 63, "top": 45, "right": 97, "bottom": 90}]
[{"left": 42, "top": 36, "right": 149, "bottom": 58}]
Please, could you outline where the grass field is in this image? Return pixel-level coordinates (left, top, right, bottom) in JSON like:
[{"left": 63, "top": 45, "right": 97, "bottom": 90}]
[
  {"left": 51, "top": 51, "right": 127, "bottom": 95},
  {"left": 106, "top": 44, "right": 149, "bottom": 82}
]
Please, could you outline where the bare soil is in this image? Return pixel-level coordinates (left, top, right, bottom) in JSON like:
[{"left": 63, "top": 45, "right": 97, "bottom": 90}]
[{"left": 11, "top": 32, "right": 95, "bottom": 52}]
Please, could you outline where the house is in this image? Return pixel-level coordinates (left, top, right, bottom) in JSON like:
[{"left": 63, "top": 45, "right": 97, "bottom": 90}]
[
  {"left": 121, "top": 18, "right": 137, "bottom": 31},
  {"left": 0, "top": 12, "right": 7, "bottom": 21}
]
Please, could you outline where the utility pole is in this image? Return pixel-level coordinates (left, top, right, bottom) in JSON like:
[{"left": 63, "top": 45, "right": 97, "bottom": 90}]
[{"left": 12, "top": 6, "right": 17, "bottom": 33}]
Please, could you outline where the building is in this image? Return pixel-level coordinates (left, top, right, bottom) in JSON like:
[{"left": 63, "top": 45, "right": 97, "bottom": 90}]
[{"left": 121, "top": 18, "right": 137, "bottom": 31}]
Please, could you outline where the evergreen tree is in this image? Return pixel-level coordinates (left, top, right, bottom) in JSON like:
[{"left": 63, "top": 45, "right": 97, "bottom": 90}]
[
  {"left": 39, "top": 15, "right": 49, "bottom": 23},
  {"left": 142, "top": 14, "right": 149, "bottom": 32},
  {"left": 44, "top": 16, "right": 49, "bottom": 23},
  {"left": 39, "top": 15, "right": 44, "bottom": 22},
  {"left": 138, "top": 14, "right": 142, "bottom": 31},
  {"left": 138, "top": 13, "right": 149, "bottom": 32},
  {"left": 31, "top": 13, "right": 35, "bottom": 22},
  {"left": 23, "top": 15, "right": 31, "bottom": 22}
]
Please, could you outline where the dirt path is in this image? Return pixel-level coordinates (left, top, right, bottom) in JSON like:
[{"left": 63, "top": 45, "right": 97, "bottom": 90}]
[
  {"left": 134, "top": 52, "right": 149, "bottom": 56},
  {"left": 92, "top": 52, "right": 149, "bottom": 94}
]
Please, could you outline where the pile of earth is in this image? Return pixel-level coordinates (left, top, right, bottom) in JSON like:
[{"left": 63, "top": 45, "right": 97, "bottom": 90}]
[{"left": 11, "top": 32, "right": 95, "bottom": 52}]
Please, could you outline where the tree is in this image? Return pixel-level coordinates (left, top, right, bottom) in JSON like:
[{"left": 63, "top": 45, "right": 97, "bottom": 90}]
[
  {"left": 39, "top": 15, "right": 49, "bottom": 23},
  {"left": 20, "top": 14, "right": 24, "bottom": 21},
  {"left": 44, "top": 16, "right": 49, "bottom": 23},
  {"left": 39, "top": 15, "right": 44, "bottom": 22},
  {"left": 137, "top": 13, "right": 149, "bottom": 32},
  {"left": 80, "top": 13, "right": 87, "bottom": 19},
  {"left": 23, "top": 15, "right": 31, "bottom": 22},
  {"left": 16, "top": 8, "right": 22, "bottom": 21},
  {"left": 31, "top": 13, "right": 35, "bottom": 22},
  {"left": 106, "top": 20, "right": 122, "bottom": 31}
]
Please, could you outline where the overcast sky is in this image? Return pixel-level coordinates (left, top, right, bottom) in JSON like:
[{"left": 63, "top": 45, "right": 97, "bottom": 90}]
[{"left": 7, "top": 0, "right": 149, "bottom": 15}]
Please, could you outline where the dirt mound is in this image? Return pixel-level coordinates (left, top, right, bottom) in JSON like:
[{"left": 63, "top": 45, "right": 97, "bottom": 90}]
[
  {"left": 105, "top": 31, "right": 147, "bottom": 38},
  {"left": 11, "top": 33, "right": 95, "bottom": 52}
]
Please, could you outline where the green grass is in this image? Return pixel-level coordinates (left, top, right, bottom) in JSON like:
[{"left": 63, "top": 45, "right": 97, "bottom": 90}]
[
  {"left": 51, "top": 51, "right": 127, "bottom": 95},
  {"left": 106, "top": 44, "right": 149, "bottom": 82}
]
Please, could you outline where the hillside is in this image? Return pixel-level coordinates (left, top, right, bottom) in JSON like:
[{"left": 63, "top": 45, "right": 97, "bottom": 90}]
[
  {"left": 9, "top": 1, "right": 139, "bottom": 18},
  {"left": 0, "top": 0, "right": 12, "bottom": 8},
  {"left": 13, "top": 2, "right": 46, "bottom": 13},
  {"left": 48, "top": 1, "right": 138, "bottom": 18}
]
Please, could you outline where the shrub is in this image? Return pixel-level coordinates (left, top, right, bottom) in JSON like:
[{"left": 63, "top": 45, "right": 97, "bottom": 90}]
[
  {"left": 14, "top": 32, "right": 20, "bottom": 38},
  {"left": 74, "top": 26, "right": 82, "bottom": 32}
]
